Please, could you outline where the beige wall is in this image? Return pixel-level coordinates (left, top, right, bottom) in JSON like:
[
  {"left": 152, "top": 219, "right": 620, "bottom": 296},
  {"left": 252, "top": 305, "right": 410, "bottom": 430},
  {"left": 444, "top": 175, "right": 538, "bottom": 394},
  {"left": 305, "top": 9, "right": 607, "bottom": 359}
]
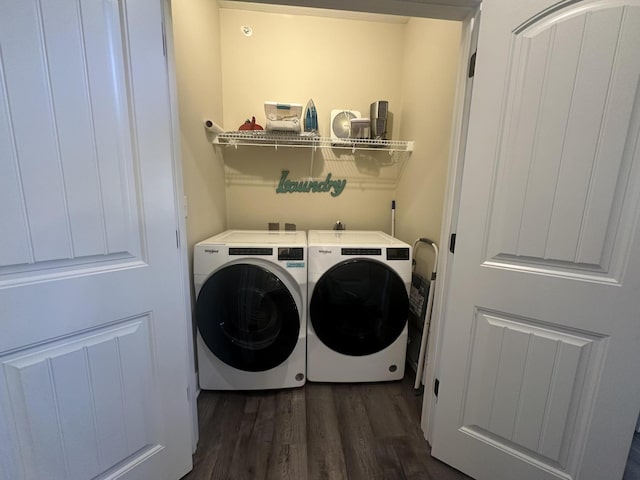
[
  {"left": 395, "top": 18, "right": 462, "bottom": 274},
  {"left": 219, "top": 8, "right": 406, "bottom": 232},
  {"left": 173, "top": 3, "right": 461, "bottom": 257},
  {"left": 172, "top": 0, "right": 227, "bottom": 265},
  {"left": 219, "top": 9, "right": 405, "bottom": 138}
]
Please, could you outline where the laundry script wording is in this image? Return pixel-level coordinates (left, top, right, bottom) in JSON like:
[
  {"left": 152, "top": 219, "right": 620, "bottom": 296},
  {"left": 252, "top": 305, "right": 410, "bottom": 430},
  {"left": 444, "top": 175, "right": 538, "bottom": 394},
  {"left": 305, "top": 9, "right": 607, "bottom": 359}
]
[{"left": 275, "top": 170, "right": 347, "bottom": 197}]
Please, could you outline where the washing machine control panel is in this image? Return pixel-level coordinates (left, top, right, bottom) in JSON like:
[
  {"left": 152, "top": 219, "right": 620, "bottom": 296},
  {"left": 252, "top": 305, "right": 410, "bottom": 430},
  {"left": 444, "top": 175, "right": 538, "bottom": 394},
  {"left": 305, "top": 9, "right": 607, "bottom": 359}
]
[{"left": 278, "top": 247, "right": 304, "bottom": 261}]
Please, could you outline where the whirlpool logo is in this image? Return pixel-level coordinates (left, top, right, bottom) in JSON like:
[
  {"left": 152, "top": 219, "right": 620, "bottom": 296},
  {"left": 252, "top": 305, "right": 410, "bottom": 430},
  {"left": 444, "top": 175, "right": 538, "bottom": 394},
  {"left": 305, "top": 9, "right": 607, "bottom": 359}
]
[
  {"left": 318, "top": 249, "right": 333, "bottom": 254},
  {"left": 204, "top": 249, "right": 219, "bottom": 254}
]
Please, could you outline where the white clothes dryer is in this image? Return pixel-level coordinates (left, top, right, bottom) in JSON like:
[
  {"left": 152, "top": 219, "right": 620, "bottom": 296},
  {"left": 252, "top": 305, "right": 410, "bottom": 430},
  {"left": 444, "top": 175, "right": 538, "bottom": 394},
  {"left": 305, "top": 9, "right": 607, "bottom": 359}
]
[
  {"left": 307, "top": 230, "right": 412, "bottom": 382},
  {"left": 194, "top": 230, "right": 307, "bottom": 390}
]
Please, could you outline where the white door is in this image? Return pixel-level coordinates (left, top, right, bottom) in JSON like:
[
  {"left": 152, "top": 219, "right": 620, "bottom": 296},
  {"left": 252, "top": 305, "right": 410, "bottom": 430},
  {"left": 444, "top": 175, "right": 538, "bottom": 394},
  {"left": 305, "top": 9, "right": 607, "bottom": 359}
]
[
  {"left": 0, "top": 1, "right": 193, "bottom": 479},
  {"left": 431, "top": 1, "right": 640, "bottom": 479}
]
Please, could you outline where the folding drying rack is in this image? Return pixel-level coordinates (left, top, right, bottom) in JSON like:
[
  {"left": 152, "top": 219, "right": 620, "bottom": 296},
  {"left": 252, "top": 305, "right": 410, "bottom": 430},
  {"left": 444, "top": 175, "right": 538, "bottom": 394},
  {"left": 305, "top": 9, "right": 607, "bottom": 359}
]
[{"left": 408, "top": 237, "right": 439, "bottom": 391}]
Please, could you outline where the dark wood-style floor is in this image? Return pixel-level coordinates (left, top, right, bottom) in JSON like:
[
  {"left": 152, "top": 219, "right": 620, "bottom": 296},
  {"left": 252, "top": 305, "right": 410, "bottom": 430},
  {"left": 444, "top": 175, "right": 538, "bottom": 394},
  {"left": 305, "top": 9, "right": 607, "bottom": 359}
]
[
  {"left": 625, "top": 433, "right": 640, "bottom": 480},
  {"left": 182, "top": 374, "right": 469, "bottom": 480}
]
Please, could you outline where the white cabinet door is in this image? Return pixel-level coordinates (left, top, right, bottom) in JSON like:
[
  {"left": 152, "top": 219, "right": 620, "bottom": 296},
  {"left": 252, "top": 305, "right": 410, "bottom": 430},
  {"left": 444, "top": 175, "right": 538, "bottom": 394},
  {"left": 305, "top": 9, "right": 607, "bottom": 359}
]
[
  {"left": 431, "top": 1, "right": 640, "bottom": 479},
  {"left": 0, "top": 1, "right": 192, "bottom": 479}
]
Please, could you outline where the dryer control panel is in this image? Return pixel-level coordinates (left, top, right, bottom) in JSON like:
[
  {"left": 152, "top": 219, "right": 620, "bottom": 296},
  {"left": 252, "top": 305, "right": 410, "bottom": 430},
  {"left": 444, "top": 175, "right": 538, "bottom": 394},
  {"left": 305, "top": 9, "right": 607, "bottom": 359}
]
[{"left": 387, "top": 248, "right": 410, "bottom": 261}]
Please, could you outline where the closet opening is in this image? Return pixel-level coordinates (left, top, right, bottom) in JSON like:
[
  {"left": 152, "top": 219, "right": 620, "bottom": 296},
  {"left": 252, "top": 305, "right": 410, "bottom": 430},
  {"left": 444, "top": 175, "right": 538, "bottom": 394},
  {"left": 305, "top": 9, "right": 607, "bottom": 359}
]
[{"left": 171, "top": 0, "right": 479, "bottom": 448}]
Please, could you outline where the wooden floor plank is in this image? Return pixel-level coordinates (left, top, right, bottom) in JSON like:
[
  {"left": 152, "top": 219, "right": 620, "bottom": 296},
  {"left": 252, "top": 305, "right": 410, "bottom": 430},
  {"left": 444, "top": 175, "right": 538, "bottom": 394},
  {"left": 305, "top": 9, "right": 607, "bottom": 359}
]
[
  {"left": 362, "top": 380, "right": 422, "bottom": 442},
  {"left": 266, "top": 442, "right": 307, "bottom": 480},
  {"left": 226, "top": 399, "right": 260, "bottom": 480},
  {"left": 306, "top": 384, "right": 349, "bottom": 480},
  {"left": 184, "top": 393, "right": 221, "bottom": 480},
  {"left": 186, "top": 393, "right": 246, "bottom": 480},
  {"left": 272, "top": 388, "right": 306, "bottom": 445},
  {"left": 266, "top": 388, "right": 308, "bottom": 480},
  {"left": 333, "top": 383, "right": 384, "bottom": 480},
  {"left": 373, "top": 438, "right": 408, "bottom": 480},
  {"left": 182, "top": 378, "right": 469, "bottom": 480},
  {"left": 228, "top": 394, "right": 275, "bottom": 480},
  {"left": 184, "top": 382, "right": 639, "bottom": 480},
  {"left": 624, "top": 433, "right": 640, "bottom": 480}
]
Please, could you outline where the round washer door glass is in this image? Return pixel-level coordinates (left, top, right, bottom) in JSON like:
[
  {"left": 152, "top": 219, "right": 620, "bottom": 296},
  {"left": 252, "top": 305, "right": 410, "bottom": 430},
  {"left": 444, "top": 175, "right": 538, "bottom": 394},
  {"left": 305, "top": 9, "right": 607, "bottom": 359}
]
[
  {"left": 310, "top": 259, "right": 409, "bottom": 356},
  {"left": 196, "top": 264, "right": 300, "bottom": 372}
]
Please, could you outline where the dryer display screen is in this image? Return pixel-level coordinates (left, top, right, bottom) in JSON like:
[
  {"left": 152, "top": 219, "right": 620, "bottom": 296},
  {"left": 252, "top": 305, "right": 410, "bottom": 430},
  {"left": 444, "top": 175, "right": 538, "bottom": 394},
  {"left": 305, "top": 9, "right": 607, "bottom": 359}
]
[
  {"left": 310, "top": 259, "right": 409, "bottom": 356},
  {"left": 387, "top": 248, "right": 410, "bottom": 260},
  {"left": 196, "top": 264, "right": 300, "bottom": 372}
]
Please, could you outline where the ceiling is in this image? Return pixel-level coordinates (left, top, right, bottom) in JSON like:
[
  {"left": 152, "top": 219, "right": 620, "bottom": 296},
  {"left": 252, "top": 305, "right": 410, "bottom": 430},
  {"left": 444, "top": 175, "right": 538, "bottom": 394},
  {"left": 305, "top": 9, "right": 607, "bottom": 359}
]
[{"left": 219, "top": 0, "right": 482, "bottom": 22}]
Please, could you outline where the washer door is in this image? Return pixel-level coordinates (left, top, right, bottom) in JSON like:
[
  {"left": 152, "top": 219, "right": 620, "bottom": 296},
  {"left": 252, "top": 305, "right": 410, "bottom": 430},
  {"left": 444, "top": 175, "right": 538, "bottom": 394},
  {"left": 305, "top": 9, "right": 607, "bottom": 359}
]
[
  {"left": 310, "top": 259, "right": 409, "bottom": 356},
  {"left": 196, "top": 263, "right": 300, "bottom": 372}
]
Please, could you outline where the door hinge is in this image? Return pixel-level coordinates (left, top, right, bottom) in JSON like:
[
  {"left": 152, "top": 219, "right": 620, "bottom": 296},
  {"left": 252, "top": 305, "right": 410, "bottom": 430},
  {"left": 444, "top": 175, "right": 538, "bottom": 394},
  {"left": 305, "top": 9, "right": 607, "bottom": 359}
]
[
  {"left": 468, "top": 51, "right": 476, "bottom": 78},
  {"left": 449, "top": 233, "right": 457, "bottom": 254},
  {"left": 434, "top": 378, "right": 440, "bottom": 398}
]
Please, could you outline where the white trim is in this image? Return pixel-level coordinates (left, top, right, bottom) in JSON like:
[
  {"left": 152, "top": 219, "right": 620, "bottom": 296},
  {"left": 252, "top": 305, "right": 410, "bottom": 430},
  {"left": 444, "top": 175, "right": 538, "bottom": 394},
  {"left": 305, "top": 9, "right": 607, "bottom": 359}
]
[
  {"left": 161, "top": 0, "right": 199, "bottom": 454},
  {"left": 218, "top": 0, "right": 481, "bottom": 22},
  {"left": 420, "top": 5, "right": 481, "bottom": 444}
]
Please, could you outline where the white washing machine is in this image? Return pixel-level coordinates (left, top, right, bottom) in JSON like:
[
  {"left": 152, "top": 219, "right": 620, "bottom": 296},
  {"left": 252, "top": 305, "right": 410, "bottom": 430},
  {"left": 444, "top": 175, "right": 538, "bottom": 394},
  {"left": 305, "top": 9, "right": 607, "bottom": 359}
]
[
  {"left": 194, "top": 230, "right": 307, "bottom": 390},
  {"left": 307, "top": 230, "right": 412, "bottom": 382}
]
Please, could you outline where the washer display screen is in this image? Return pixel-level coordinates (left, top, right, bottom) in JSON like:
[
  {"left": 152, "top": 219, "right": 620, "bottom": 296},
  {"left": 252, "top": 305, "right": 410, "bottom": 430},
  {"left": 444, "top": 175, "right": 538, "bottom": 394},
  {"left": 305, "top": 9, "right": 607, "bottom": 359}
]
[
  {"left": 196, "top": 264, "right": 300, "bottom": 372},
  {"left": 310, "top": 259, "right": 409, "bottom": 356}
]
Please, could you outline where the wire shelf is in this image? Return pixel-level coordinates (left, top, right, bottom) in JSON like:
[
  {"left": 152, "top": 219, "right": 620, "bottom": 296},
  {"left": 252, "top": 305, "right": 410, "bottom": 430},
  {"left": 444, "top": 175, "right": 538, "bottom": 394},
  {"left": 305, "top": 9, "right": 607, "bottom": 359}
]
[
  {"left": 213, "top": 130, "right": 414, "bottom": 152},
  {"left": 206, "top": 124, "right": 413, "bottom": 187}
]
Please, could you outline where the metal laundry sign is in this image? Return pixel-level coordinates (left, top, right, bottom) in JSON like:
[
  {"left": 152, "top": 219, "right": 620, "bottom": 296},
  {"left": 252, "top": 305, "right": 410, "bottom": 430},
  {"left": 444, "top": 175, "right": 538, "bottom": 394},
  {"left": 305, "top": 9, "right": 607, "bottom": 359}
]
[{"left": 275, "top": 170, "right": 347, "bottom": 197}]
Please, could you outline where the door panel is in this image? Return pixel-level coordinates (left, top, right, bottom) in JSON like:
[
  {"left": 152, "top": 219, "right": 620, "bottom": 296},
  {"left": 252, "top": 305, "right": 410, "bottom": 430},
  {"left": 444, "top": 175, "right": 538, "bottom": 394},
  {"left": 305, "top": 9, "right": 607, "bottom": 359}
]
[
  {"left": 432, "top": 1, "right": 640, "bottom": 479},
  {"left": 1, "top": 319, "right": 155, "bottom": 480},
  {"left": 461, "top": 310, "right": 606, "bottom": 470},
  {"left": 485, "top": 2, "right": 640, "bottom": 277},
  {"left": 0, "top": 1, "right": 192, "bottom": 479},
  {"left": 0, "top": 0, "right": 138, "bottom": 269}
]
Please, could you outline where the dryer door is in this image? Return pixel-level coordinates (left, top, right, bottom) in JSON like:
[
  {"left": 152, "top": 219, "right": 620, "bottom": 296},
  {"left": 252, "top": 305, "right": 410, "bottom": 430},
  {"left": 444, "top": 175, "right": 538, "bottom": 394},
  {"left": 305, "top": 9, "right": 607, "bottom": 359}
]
[
  {"left": 310, "top": 259, "right": 409, "bottom": 356},
  {"left": 196, "top": 264, "right": 300, "bottom": 372}
]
